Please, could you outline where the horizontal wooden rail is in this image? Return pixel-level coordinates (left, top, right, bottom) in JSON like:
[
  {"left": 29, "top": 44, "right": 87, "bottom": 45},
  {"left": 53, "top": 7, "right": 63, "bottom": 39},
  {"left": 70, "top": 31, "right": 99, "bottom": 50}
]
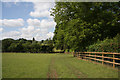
[
  {"left": 73, "top": 52, "right": 120, "bottom": 68},
  {"left": 85, "top": 55, "right": 120, "bottom": 60},
  {"left": 76, "top": 52, "right": 120, "bottom": 54},
  {"left": 84, "top": 57, "right": 104, "bottom": 62}
]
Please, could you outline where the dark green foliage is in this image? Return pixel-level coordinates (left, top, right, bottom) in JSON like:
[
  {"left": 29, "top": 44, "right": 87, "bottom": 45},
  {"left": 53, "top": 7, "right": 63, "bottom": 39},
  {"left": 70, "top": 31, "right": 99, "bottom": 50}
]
[
  {"left": 86, "top": 34, "right": 120, "bottom": 53},
  {"left": 2, "top": 38, "right": 15, "bottom": 52},
  {"left": 2, "top": 38, "right": 54, "bottom": 53},
  {"left": 0, "top": 40, "right": 2, "bottom": 52},
  {"left": 51, "top": 2, "right": 120, "bottom": 52}
]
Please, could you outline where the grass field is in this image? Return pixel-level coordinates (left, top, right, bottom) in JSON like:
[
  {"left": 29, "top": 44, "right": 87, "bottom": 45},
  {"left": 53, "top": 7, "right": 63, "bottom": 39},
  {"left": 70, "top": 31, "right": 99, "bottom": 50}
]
[{"left": 2, "top": 53, "right": 118, "bottom": 78}]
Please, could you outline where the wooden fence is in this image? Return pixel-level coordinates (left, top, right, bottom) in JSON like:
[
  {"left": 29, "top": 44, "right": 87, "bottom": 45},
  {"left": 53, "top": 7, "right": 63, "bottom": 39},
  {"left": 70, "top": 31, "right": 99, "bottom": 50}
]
[{"left": 73, "top": 52, "right": 120, "bottom": 68}]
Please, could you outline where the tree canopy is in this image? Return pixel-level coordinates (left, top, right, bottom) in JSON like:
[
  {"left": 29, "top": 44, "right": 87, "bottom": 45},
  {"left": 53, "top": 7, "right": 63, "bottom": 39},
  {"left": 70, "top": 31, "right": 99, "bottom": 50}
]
[{"left": 51, "top": 2, "right": 120, "bottom": 52}]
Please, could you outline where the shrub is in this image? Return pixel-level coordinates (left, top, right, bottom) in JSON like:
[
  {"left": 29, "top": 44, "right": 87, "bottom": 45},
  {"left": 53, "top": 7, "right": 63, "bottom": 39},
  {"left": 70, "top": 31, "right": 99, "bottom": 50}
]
[{"left": 86, "top": 34, "right": 120, "bottom": 53}]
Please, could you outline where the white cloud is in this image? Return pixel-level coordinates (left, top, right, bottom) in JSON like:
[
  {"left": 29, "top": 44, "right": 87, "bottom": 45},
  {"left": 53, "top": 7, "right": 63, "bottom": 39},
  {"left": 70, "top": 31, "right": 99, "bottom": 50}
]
[
  {"left": 19, "top": 19, "right": 56, "bottom": 40},
  {"left": 26, "top": 18, "right": 56, "bottom": 28},
  {"left": 20, "top": 26, "right": 35, "bottom": 39},
  {"left": 19, "top": 26, "right": 43, "bottom": 40},
  {"left": 40, "top": 19, "right": 56, "bottom": 28},
  {"left": 19, "top": 25, "right": 43, "bottom": 40},
  {"left": 29, "top": 2, "right": 54, "bottom": 18},
  {"left": 2, "top": 31, "right": 21, "bottom": 39},
  {"left": 0, "top": 18, "right": 24, "bottom": 27},
  {"left": 35, "top": 32, "right": 54, "bottom": 41},
  {"left": 18, "top": 18, "right": 56, "bottom": 40},
  {"left": 0, "top": 28, "right": 3, "bottom": 32},
  {"left": 2, "top": 0, "right": 55, "bottom": 2},
  {"left": 35, "top": 34, "right": 46, "bottom": 41},
  {"left": 21, "top": 26, "right": 34, "bottom": 33},
  {"left": 30, "top": 10, "right": 50, "bottom": 18},
  {"left": 32, "top": 2, "right": 51, "bottom": 11},
  {"left": 19, "top": 25, "right": 53, "bottom": 40},
  {"left": 1, "top": 25, "right": 55, "bottom": 40},
  {"left": 27, "top": 18, "right": 40, "bottom": 27}
]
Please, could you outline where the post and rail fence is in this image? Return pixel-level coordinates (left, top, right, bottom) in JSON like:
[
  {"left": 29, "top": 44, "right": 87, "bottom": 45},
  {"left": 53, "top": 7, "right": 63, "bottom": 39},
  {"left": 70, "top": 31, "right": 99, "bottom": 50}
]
[{"left": 71, "top": 52, "right": 120, "bottom": 69}]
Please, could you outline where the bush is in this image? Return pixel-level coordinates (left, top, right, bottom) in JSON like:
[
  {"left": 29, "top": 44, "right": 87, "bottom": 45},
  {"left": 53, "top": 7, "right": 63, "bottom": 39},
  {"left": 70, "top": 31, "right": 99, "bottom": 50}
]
[{"left": 86, "top": 34, "right": 120, "bottom": 53}]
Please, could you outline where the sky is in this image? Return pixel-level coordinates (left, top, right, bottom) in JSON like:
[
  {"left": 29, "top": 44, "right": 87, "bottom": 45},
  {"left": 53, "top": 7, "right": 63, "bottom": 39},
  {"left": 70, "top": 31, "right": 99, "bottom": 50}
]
[{"left": 0, "top": 1, "right": 56, "bottom": 41}]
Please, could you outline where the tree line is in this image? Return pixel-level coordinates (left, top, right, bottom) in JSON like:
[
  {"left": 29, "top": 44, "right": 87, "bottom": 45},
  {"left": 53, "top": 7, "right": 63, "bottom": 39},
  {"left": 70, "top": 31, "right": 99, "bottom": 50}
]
[
  {"left": 1, "top": 38, "right": 54, "bottom": 53},
  {"left": 50, "top": 2, "right": 120, "bottom": 52}
]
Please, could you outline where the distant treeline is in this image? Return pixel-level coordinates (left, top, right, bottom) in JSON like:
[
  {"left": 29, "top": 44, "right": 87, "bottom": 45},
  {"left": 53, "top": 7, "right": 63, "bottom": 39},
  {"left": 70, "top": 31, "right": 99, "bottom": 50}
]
[{"left": 1, "top": 38, "right": 54, "bottom": 53}]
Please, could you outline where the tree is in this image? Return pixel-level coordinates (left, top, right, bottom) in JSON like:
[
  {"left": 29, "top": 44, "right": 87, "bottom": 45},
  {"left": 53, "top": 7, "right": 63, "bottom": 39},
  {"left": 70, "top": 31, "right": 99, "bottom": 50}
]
[
  {"left": 51, "top": 2, "right": 120, "bottom": 51},
  {"left": 2, "top": 38, "right": 14, "bottom": 52},
  {"left": 0, "top": 40, "right": 1, "bottom": 52},
  {"left": 33, "top": 37, "right": 35, "bottom": 41},
  {"left": 8, "top": 43, "right": 17, "bottom": 52}
]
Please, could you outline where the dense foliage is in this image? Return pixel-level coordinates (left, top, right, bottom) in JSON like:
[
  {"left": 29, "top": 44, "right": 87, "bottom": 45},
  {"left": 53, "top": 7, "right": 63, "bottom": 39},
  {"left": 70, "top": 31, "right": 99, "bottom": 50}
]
[
  {"left": 0, "top": 40, "right": 1, "bottom": 52},
  {"left": 86, "top": 34, "right": 120, "bottom": 53},
  {"left": 2, "top": 38, "right": 54, "bottom": 53},
  {"left": 51, "top": 2, "right": 120, "bottom": 52}
]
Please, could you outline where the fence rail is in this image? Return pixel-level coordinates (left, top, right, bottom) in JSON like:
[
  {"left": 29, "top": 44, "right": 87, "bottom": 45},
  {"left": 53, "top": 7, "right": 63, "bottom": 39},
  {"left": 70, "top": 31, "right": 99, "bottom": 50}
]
[{"left": 73, "top": 52, "right": 120, "bottom": 68}]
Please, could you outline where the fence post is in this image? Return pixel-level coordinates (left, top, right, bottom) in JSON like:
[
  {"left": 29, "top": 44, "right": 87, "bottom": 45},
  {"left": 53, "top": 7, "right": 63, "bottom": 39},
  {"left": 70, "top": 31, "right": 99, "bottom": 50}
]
[
  {"left": 89, "top": 53, "right": 90, "bottom": 61},
  {"left": 102, "top": 53, "right": 104, "bottom": 65},
  {"left": 77, "top": 52, "right": 79, "bottom": 58},
  {"left": 95, "top": 53, "right": 96, "bottom": 62},
  {"left": 81, "top": 52, "right": 82, "bottom": 59},
  {"left": 113, "top": 54, "right": 115, "bottom": 68},
  {"left": 79, "top": 52, "right": 81, "bottom": 58},
  {"left": 73, "top": 52, "right": 75, "bottom": 57}
]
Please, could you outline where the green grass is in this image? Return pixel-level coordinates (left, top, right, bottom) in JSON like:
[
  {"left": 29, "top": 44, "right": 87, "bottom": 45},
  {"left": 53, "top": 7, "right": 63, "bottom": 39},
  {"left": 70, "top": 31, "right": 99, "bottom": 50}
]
[{"left": 2, "top": 53, "right": 118, "bottom": 78}]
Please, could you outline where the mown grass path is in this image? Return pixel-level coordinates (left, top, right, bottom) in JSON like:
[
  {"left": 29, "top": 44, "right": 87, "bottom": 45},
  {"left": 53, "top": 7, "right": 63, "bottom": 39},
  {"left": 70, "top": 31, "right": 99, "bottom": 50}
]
[
  {"left": 47, "top": 57, "right": 58, "bottom": 78},
  {"left": 2, "top": 53, "right": 118, "bottom": 78},
  {"left": 52, "top": 55, "right": 87, "bottom": 78}
]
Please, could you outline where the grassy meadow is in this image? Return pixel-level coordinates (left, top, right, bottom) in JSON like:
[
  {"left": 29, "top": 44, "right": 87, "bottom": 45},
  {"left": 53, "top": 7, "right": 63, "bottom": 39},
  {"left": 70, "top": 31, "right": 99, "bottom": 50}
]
[{"left": 2, "top": 53, "right": 118, "bottom": 78}]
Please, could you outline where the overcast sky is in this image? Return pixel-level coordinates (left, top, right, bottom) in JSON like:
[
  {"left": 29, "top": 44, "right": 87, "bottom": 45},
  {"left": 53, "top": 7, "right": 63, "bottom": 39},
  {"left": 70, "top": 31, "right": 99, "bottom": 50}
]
[{"left": 0, "top": 1, "right": 56, "bottom": 41}]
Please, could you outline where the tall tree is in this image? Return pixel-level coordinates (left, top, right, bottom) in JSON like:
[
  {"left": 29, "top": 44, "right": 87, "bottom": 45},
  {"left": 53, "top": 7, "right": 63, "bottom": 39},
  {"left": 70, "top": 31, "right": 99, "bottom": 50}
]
[{"left": 51, "top": 2, "right": 120, "bottom": 51}]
